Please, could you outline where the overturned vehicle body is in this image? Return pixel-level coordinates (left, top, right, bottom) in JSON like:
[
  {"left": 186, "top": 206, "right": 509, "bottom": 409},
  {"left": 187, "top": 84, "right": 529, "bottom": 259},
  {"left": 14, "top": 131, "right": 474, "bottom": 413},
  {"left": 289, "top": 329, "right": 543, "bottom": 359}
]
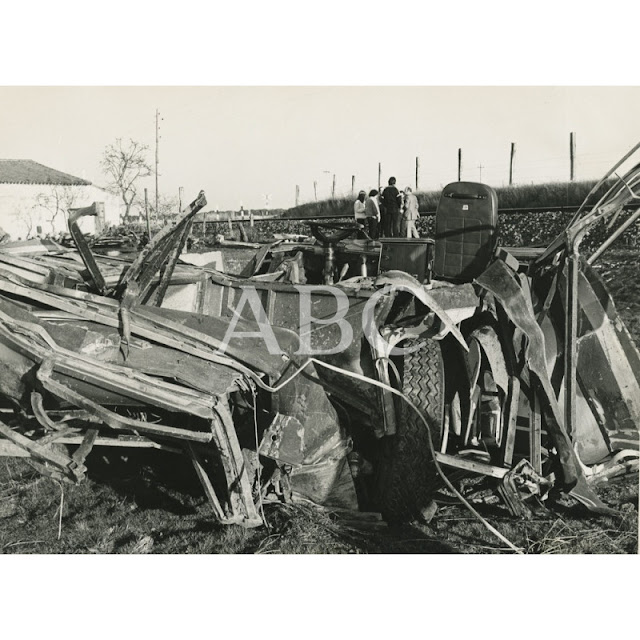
[{"left": 1, "top": 152, "right": 639, "bottom": 535}]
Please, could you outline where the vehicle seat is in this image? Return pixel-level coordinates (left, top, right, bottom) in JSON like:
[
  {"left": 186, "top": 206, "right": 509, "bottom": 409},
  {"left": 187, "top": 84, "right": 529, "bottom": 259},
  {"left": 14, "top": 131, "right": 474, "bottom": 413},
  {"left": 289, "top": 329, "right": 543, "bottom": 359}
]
[{"left": 433, "top": 182, "right": 499, "bottom": 283}]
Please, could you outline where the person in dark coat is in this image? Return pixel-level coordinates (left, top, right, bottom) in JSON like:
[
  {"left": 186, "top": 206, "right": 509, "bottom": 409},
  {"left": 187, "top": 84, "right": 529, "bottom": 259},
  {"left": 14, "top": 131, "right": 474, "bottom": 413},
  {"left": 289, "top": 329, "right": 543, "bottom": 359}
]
[{"left": 381, "top": 177, "right": 402, "bottom": 237}]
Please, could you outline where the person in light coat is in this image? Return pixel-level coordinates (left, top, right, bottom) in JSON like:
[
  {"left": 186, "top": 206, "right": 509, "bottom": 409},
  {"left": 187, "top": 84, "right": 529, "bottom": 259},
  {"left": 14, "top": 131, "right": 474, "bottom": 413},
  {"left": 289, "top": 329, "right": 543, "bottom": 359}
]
[
  {"left": 364, "top": 189, "right": 381, "bottom": 239},
  {"left": 401, "top": 186, "right": 420, "bottom": 238}
]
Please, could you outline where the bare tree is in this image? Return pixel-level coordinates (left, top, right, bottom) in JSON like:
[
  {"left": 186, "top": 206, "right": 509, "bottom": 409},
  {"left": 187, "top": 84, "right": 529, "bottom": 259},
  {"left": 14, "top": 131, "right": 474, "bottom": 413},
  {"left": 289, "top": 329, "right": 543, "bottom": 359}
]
[
  {"left": 11, "top": 205, "right": 35, "bottom": 239},
  {"left": 152, "top": 193, "right": 180, "bottom": 226},
  {"left": 33, "top": 185, "right": 77, "bottom": 234},
  {"left": 101, "top": 138, "right": 152, "bottom": 220}
]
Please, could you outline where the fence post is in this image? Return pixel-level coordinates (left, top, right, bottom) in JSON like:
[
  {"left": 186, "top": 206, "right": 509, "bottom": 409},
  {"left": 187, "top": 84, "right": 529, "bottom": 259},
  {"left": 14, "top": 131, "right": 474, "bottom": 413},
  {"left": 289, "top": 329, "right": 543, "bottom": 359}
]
[
  {"left": 570, "top": 132, "right": 576, "bottom": 181},
  {"left": 509, "top": 142, "right": 516, "bottom": 186}
]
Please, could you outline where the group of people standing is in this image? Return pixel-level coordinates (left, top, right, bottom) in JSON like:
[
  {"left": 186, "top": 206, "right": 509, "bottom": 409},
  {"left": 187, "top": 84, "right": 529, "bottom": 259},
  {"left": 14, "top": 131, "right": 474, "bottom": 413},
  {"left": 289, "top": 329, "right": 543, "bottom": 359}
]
[{"left": 354, "top": 177, "right": 420, "bottom": 239}]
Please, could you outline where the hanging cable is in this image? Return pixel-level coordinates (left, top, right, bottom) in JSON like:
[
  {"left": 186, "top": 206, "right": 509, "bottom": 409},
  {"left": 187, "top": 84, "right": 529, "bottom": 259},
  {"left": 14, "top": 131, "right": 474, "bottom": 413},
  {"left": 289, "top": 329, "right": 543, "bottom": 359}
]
[{"left": 241, "top": 355, "right": 523, "bottom": 553}]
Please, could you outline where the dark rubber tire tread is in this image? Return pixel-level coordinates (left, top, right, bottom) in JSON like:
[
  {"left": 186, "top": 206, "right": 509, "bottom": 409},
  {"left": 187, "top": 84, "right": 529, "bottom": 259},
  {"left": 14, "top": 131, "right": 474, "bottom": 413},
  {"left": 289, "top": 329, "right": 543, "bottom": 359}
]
[{"left": 379, "top": 338, "right": 445, "bottom": 522}]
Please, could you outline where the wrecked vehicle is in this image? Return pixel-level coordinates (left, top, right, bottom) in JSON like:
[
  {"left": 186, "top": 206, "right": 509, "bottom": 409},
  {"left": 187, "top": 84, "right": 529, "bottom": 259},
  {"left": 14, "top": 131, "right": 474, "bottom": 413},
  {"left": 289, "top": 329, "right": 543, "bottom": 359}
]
[{"left": 1, "top": 148, "right": 639, "bottom": 540}]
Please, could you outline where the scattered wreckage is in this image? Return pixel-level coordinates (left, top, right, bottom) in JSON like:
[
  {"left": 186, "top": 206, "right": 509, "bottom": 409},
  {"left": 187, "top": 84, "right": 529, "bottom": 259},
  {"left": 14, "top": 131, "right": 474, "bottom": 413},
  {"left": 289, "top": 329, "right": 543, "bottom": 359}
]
[{"left": 0, "top": 149, "right": 639, "bottom": 539}]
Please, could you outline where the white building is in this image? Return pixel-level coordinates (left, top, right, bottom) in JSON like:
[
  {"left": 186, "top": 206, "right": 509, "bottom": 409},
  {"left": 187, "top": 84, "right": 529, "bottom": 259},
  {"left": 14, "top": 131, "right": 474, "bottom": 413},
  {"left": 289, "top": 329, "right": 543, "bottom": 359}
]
[{"left": 0, "top": 159, "right": 124, "bottom": 240}]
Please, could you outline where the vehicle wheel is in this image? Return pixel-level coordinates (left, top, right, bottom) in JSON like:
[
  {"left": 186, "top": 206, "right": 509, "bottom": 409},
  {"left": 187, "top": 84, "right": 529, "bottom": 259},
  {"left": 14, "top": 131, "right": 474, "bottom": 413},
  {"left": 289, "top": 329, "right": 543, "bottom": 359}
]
[{"left": 378, "top": 338, "right": 445, "bottom": 522}]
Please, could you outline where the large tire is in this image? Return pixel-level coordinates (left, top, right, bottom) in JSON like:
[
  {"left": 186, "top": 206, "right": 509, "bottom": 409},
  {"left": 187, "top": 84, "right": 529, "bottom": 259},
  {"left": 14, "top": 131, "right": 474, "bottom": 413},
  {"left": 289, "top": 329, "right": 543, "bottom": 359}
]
[{"left": 378, "top": 338, "right": 445, "bottom": 522}]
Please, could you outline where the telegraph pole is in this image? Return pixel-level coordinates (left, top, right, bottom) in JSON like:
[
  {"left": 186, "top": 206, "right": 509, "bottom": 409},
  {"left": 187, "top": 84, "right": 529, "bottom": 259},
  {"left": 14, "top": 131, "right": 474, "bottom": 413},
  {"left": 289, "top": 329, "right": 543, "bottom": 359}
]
[
  {"left": 457, "top": 148, "right": 462, "bottom": 181},
  {"left": 378, "top": 162, "right": 382, "bottom": 191},
  {"left": 295, "top": 184, "right": 300, "bottom": 206},
  {"left": 509, "top": 142, "right": 516, "bottom": 186},
  {"left": 570, "top": 131, "right": 576, "bottom": 181},
  {"left": 415, "top": 156, "right": 420, "bottom": 191},
  {"left": 314, "top": 181, "right": 318, "bottom": 201},
  {"left": 478, "top": 163, "right": 484, "bottom": 182},
  {"left": 351, "top": 175, "right": 355, "bottom": 196},
  {"left": 332, "top": 174, "right": 336, "bottom": 199},
  {"left": 155, "top": 109, "right": 160, "bottom": 217}
]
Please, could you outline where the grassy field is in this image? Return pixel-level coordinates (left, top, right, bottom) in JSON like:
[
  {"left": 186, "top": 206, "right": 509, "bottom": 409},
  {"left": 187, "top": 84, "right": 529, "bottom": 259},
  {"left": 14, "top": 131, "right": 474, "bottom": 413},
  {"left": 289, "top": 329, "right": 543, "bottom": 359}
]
[{"left": 0, "top": 247, "right": 638, "bottom": 555}]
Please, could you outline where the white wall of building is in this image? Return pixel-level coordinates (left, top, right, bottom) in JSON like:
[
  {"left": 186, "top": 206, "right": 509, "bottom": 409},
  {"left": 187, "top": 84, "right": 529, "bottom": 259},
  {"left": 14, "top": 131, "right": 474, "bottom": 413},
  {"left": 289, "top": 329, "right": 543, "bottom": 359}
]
[{"left": 0, "top": 183, "right": 124, "bottom": 240}]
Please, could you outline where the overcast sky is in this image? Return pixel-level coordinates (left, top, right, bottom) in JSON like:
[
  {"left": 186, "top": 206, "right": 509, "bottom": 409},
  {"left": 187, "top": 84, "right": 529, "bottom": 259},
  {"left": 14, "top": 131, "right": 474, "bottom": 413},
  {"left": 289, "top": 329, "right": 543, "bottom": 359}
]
[{"left": 1, "top": 86, "right": 640, "bottom": 211}]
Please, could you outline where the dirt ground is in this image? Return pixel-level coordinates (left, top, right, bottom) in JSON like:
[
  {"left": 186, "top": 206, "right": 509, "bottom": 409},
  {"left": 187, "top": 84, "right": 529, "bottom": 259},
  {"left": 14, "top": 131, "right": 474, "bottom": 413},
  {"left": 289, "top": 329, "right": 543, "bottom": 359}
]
[{"left": 0, "top": 247, "right": 637, "bottom": 554}]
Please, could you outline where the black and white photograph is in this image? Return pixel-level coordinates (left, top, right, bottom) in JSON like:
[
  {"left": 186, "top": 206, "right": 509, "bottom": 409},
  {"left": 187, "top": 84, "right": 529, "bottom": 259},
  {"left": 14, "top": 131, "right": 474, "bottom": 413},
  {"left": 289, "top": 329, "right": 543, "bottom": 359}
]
[
  {"left": 2, "top": 2, "right": 639, "bottom": 636},
  {"left": 1, "top": 84, "right": 637, "bottom": 558}
]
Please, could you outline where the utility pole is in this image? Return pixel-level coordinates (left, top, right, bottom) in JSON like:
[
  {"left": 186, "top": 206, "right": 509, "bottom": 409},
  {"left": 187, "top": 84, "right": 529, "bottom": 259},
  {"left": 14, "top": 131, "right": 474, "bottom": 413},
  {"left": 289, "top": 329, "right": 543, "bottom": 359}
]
[
  {"left": 457, "top": 148, "right": 462, "bottom": 181},
  {"left": 314, "top": 181, "right": 318, "bottom": 202},
  {"left": 332, "top": 174, "right": 336, "bottom": 199},
  {"left": 570, "top": 131, "right": 576, "bottom": 181},
  {"left": 351, "top": 175, "right": 355, "bottom": 196},
  {"left": 295, "top": 184, "right": 300, "bottom": 206},
  {"left": 378, "top": 162, "right": 382, "bottom": 191},
  {"left": 478, "top": 163, "right": 484, "bottom": 182},
  {"left": 155, "top": 109, "right": 160, "bottom": 217},
  {"left": 415, "top": 156, "right": 420, "bottom": 191},
  {"left": 178, "top": 186, "right": 184, "bottom": 212},
  {"left": 509, "top": 143, "right": 516, "bottom": 186}
]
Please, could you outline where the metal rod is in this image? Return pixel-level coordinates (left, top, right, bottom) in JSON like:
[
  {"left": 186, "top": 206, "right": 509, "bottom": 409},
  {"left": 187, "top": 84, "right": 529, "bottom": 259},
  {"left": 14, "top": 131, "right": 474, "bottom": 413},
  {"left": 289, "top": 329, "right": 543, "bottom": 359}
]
[
  {"left": 588, "top": 204, "right": 640, "bottom": 264},
  {"left": 155, "top": 109, "right": 160, "bottom": 217},
  {"left": 564, "top": 250, "right": 579, "bottom": 438}
]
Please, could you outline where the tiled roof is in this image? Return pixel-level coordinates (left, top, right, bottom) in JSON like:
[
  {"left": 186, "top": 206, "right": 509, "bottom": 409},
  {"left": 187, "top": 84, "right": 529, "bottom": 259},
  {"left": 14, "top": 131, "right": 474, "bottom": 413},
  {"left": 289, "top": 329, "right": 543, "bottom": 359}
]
[{"left": 0, "top": 159, "right": 91, "bottom": 186}]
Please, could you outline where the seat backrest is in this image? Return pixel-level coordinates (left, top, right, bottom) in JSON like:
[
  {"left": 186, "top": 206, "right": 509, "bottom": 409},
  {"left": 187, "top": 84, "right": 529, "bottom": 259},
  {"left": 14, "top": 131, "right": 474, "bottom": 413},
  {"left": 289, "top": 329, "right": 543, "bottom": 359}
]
[{"left": 433, "top": 181, "right": 499, "bottom": 282}]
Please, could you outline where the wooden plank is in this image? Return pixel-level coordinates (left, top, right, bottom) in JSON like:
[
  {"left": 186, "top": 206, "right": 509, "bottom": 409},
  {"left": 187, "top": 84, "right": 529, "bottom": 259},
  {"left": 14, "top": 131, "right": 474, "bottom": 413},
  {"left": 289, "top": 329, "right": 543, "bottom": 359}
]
[
  {"left": 187, "top": 443, "right": 227, "bottom": 521},
  {"left": 71, "top": 428, "right": 100, "bottom": 466},
  {"left": 503, "top": 376, "right": 520, "bottom": 467},
  {"left": 0, "top": 419, "right": 76, "bottom": 476},
  {"left": 0, "top": 440, "right": 31, "bottom": 457},
  {"left": 435, "top": 453, "right": 508, "bottom": 479},
  {"left": 211, "top": 403, "right": 263, "bottom": 527},
  {"left": 56, "top": 435, "right": 182, "bottom": 453},
  {"left": 529, "top": 389, "right": 542, "bottom": 474}
]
